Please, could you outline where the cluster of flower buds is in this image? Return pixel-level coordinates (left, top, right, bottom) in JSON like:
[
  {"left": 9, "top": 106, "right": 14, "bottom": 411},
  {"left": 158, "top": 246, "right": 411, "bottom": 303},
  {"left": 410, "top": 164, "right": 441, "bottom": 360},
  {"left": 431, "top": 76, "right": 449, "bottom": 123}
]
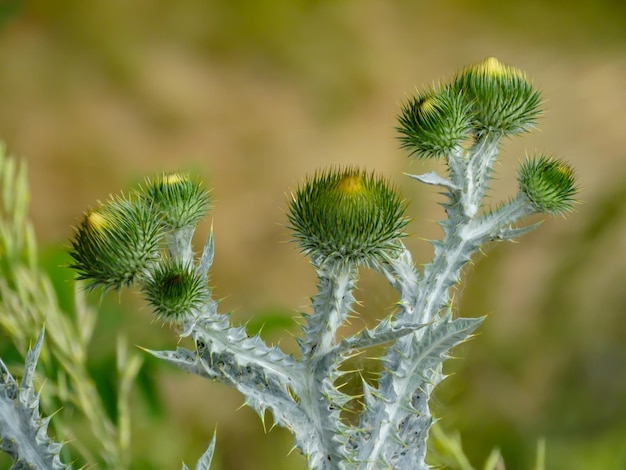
[
  {"left": 286, "top": 58, "right": 578, "bottom": 270},
  {"left": 396, "top": 56, "right": 577, "bottom": 216},
  {"left": 398, "top": 57, "right": 542, "bottom": 159},
  {"left": 69, "top": 58, "right": 578, "bottom": 324},
  {"left": 69, "top": 172, "right": 211, "bottom": 322}
]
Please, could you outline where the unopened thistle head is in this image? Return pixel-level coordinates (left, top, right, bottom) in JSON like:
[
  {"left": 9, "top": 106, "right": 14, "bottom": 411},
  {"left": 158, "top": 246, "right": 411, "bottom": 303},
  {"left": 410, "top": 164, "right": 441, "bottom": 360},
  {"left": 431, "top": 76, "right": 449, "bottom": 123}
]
[
  {"left": 397, "top": 87, "right": 472, "bottom": 159},
  {"left": 287, "top": 167, "right": 408, "bottom": 267},
  {"left": 142, "top": 172, "right": 210, "bottom": 230},
  {"left": 518, "top": 155, "right": 578, "bottom": 216},
  {"left": 69, "top": 196, "right": 163, "bottom": 291},
  {"left": 142, "top": 259, "right": 208, "bottom": 323},
  {"left": 451, "top": 57, "right": 542, "bottom": 135}
]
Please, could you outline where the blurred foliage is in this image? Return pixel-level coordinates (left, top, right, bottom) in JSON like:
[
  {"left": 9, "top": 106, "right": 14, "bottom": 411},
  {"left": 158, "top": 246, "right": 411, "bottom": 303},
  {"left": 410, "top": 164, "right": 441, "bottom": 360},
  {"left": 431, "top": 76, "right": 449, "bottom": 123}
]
[
  {"left": 462, "top": 0, "right": 626, "bottom": 48},
  {"left": 0, "top": 0, "right": 23, "bottom": 31}
]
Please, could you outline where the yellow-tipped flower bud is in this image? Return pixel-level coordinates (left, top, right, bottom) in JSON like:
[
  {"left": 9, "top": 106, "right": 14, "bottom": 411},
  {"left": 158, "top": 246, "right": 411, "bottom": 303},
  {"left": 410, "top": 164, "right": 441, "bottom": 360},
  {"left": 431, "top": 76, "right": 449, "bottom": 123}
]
[
  {"left": 397, "top": 87, "right": 472, "bottom": 159},
  {"left": 69, "top": 197, "right": 163, "bottom": 291},
  {"left": 142, "top": 172, "right": 210, "bottom": 230},
  {"left": 451, "top": 57, "right": 542, "bottom": 135},
  {"left": 287, "top": 167, "right": 409, "bottom": 267},
  {"left": 518, "top": 155, "right": 578, "bottom": 216}
]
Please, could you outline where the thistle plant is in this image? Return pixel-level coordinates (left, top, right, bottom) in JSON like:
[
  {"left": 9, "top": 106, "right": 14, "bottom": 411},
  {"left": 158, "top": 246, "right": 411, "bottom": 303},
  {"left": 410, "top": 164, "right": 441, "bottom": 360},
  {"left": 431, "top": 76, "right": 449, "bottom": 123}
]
[{"left": 0, "top": 57, "right": 578, "bottom": 469}]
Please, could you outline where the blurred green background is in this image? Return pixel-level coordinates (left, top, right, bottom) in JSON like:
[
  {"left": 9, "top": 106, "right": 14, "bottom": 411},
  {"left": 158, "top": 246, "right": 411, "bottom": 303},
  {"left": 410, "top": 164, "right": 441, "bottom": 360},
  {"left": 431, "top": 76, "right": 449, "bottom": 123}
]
[{"left": 0, "top": 0, "right": 625, "bottom": 469}]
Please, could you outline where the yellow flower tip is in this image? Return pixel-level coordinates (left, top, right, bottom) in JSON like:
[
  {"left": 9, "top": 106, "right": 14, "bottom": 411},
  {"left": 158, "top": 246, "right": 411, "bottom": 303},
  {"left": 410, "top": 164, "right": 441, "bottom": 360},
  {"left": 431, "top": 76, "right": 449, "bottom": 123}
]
[
  {"left": 479, "top": 57, "right": 507, "bottom": 75},
  {"left": 475, "top": 57, "right": 526, "bottom": 80},
  {"left": 85, "top": 209, "right": 108, "bottom": 232},
  {"left": 418, "top": 96, "right": 437, "bottom": 116},
  {"left": 555, "top": 162, "right": 574, "bottom": 178},
  {"left": 337, "top": 173, "right": 365, "bottom": 196},
  {"left": 163, "top": 172, "right": 187, "bottom": 185}
]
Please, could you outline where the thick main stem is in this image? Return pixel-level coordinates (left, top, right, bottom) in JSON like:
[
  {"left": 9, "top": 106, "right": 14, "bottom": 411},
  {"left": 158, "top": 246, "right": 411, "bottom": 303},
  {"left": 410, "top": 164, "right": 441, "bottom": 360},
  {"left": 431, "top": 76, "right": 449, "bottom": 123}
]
[{"left": 298, "top": 265, "right": 358, "bottom": 469}]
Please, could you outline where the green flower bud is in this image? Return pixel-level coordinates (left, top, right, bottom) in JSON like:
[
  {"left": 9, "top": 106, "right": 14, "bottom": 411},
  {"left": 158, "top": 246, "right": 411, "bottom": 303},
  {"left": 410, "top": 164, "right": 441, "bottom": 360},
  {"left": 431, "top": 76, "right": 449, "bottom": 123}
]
[
  {"left": 451, "top": 57, "right": 542, "bottom": 135},
  {"left": 287, "top": 167, "right": 409, "bottom": 267},
  {"left": 69, "top": 196, "right": 163, "bottom": 291},
  {"left": 142, "top": 259, "right": 208, "bottom": 323},
  {"left": 142, "top": 172, "right": 210, "bottom": 230},
  {"left": 518, "top": 155, "right": 578, "bottom": 216},
  {"left": 397, "top": 87, "right": 472, "bottom": 159}
]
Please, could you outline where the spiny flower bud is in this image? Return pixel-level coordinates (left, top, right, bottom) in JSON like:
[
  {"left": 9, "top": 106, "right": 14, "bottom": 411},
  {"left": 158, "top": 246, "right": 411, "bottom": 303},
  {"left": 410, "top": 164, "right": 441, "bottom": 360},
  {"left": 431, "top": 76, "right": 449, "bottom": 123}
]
[
  {"left": 451, "top": 57, "right": 542, "bottom": 135},
  {"left": 69, "top": 196, "right": 163, "bottom": 291},
  {"left": 142, "top": 172, "right": 210, "bottom": 230},
  {"left": 287, "top": 167, "right": 409, "bottom": 267},
  {"left": 518, "top": 155, "right": 578, "bottom": 216},
  {"left": 142, "top": 259, "right": 208, "bottom": 323},
  {"left": 397, "top": 87, "right": 472, "bottom": 159}
]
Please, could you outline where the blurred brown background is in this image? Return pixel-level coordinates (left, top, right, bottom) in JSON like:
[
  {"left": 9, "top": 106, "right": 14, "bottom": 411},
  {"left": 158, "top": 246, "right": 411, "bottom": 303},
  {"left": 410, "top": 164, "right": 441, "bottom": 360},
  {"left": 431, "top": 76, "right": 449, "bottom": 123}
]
[{"left": 0, "top": 1, "right": 624, "bottom": 469}]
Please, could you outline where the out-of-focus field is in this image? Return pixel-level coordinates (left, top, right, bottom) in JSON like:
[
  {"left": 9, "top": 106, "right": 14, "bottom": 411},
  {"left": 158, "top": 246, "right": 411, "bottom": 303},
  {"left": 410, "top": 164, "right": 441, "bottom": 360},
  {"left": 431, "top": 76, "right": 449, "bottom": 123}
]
[{"left": 0, "top": 1, "right": 624, "bottom": 469}]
